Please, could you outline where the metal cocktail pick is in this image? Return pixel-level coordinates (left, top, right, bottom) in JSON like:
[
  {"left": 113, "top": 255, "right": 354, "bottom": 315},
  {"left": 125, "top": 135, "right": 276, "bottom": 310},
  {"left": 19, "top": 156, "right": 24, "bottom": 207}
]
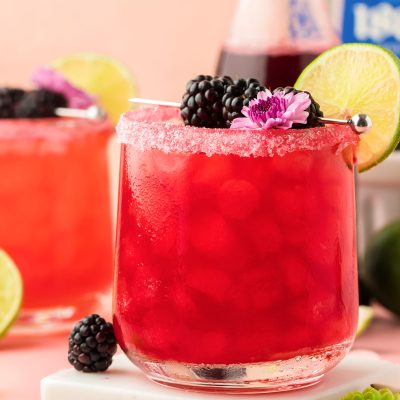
[
  {"left": 319, "top": 114, "right": 372, "bottom": 134},
  {"left": 129, "top": 98, "right": 373, "bottom": 134},
  {"left": 55, "top": 105, "right": 107, "bottom": 120}
]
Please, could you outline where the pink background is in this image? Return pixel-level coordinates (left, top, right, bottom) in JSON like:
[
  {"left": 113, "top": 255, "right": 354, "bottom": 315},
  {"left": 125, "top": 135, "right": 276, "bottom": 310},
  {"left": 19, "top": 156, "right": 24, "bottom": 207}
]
[
  {"left": 1, "top": 1, "right": 400, "bottom": 399},
  {"left": 0, "top": 0, "right": 235, "bottom": 102}
]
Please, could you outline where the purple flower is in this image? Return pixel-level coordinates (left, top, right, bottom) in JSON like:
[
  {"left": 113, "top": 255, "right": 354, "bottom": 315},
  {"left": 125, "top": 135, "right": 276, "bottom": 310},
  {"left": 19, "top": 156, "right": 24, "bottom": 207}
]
[
  {"left": 32, "top": 67, "right": 95, "bottom": 109},
  {"left": 230, "top": 89, "right": 311, "bottom": 130}
]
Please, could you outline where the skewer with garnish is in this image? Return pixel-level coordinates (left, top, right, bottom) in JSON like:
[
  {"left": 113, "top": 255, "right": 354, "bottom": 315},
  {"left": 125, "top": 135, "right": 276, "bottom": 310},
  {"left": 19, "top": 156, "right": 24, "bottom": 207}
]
[
  {"left": 128, "top": 97, "right": 372, "bottom": 134},
  {"left": 55, "top": 105, "right": 107, "bottom": 120}
]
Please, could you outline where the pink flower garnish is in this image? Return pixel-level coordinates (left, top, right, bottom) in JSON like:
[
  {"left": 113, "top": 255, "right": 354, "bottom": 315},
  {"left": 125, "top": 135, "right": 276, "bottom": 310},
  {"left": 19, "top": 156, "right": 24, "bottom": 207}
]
[
  {"left": 230, "top": 89, "right": 311, "bottom": 130},
  {"left": 32, "top": 67, "right": 95, "bottom": 109}
]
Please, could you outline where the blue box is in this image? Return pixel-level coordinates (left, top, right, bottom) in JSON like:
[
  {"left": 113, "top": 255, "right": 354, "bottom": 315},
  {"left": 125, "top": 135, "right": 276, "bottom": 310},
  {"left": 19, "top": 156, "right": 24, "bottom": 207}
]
[{"left": 341, "top": 0, "right": 400, "bottom": 56}]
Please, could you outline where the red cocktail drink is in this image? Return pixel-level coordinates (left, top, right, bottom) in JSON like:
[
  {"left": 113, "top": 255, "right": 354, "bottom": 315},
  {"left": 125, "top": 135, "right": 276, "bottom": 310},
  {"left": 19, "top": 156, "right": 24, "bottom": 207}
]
[
  {"left": 0, "top": 118, "right": 114, "bottom": 331},
  {"left": 113, "top": 107, "right": 359, "bottom": 392}
]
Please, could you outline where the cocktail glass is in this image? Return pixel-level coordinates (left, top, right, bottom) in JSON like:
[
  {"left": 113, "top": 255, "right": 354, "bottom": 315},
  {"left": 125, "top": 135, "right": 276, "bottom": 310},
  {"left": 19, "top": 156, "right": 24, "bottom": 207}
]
[
  {"left": 0, "top": 117, "right": 114, "bottom": 333},
  {"left": 113, "top": 107, "right": 359, "bottom": 393}
]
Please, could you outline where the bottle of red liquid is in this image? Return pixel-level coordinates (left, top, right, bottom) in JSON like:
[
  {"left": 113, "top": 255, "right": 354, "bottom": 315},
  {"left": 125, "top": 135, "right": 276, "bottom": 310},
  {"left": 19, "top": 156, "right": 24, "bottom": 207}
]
[{"left": 217, "top": 0, "right": 339, "bottom": 88}]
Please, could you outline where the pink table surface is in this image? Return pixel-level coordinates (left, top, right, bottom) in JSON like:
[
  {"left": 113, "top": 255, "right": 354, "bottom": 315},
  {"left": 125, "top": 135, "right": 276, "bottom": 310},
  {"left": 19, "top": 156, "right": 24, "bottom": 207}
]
[{"left": 1, "top": 306, "right": 399, "bottom": 400}]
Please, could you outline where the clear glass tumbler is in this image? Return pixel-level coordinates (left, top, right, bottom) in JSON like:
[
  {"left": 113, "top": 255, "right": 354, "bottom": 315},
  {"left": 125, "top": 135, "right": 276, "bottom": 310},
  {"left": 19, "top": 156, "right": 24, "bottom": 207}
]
[
  {"left": 113, "top": 107, "right": 359, "bottom": 393},
  {"left": 0, "top": 117, "right": 114, "bottom": 333}
]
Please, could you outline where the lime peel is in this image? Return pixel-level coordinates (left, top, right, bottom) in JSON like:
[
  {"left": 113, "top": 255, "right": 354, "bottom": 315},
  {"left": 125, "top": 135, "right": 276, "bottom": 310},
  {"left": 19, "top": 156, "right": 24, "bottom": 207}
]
[
  {"left": 51, "top": 53, "right": 137, "bottom": 124},
  {"left": 0, "top": 249, "right": 23, "bottom": 337},
  {"left": 295, "top": 43, "right": 400, "bottom": 172}
]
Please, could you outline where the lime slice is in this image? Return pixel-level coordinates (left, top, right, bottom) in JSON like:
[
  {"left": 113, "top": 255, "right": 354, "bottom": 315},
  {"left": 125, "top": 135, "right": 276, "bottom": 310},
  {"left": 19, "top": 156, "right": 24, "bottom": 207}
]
[
  {"left": 356, "top": 305, "right": 374, "bottom": 336},
  {"left": 0, "top": 249, "right": 22, "bottom": 337},
  {"left": 51, "top": 53, "right": 137, "bottom": 124},
  {"left": 295, "top": 43, "right": 400, "bottom": 172}
]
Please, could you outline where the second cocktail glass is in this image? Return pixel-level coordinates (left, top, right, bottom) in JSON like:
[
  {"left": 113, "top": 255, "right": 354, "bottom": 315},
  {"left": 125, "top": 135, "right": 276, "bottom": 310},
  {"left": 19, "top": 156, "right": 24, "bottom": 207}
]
[
  {"left": 0, "top": 117, "right": 114, "bottom": 332},
  {"left": 113, "top": 107, "right": 359, "bottom": 392}
]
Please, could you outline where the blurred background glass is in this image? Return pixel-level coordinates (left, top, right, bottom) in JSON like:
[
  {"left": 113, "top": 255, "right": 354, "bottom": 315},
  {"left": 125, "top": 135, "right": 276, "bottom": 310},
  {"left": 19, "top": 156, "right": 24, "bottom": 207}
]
[
  {"left": 217, "top": 0, "right": 339, "bottom": 87},
  {"left": 1, "top": 0, "right": 400, "bottom": 335},
  {"left": 0, "top": 117, "right": 114, "bottom": 333}
]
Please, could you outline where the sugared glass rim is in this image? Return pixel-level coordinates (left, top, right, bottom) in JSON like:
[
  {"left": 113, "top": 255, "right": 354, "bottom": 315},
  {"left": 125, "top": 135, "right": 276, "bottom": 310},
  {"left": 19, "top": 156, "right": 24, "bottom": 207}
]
[
  {"left": 117, "top": 107, "right": 359, "bottom": 158},
  {"left": 0, "top": 117, "right": 112, "bottom": 141}
]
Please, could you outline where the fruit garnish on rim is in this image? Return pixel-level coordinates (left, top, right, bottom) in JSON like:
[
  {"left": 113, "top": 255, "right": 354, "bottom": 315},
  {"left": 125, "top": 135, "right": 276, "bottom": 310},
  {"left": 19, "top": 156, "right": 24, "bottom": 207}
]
[
  {"left": 31, "top": 66, "right": 107, "bottom": 120},
  {"left": 129, "top": 74, "right": 372, "bottom": 135},
  {"left": 0, "top": 67, "right": 107, "bottom": 120},
  {"left": 1, "top": 55, "right": 136, "bottom": 122},
  {"left": 295, "top": 43, "right": 400, "bottom": 172},
  {"left": 129, "top": 95, "right": 371, "bottom": 134},
  {"left": 112, "top": 43, "right": 400, "bottom": 392},
  {"left": 129, "top": 45, "right": 400, "bottom": 172},
  {"left": 51, "top": 53, "right": 136, "bottom": 124}
]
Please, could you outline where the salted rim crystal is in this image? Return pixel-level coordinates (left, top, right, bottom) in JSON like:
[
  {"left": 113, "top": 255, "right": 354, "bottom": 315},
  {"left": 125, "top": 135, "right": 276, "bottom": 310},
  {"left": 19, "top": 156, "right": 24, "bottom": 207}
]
[{"left": 117, "top": 107, "right": 359, "bottom": 158}]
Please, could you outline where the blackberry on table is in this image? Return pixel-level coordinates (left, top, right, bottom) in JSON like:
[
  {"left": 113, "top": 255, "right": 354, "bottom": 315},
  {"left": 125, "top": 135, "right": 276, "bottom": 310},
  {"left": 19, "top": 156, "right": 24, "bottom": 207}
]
[
  {"left": 222, "top": 78, "right": 266, "bottom": 126},
  {"left": 68, "top": 314, "right": 117, "bottom": 373},
  {"left": 274, "top": 86, "right": 324, "bottom": 128},
  {"left": 180, "top": 75, "right": 233, "bottom": 128},
  {"left": 0, "top": 88, "right": 26, "bottom": 118},
  {"left": 15, "top": 89, "right": 67, "bottom": 118}
]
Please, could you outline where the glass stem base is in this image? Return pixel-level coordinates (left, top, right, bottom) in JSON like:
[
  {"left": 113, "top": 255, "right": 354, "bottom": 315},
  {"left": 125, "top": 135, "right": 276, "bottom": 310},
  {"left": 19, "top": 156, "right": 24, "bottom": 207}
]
[
  {"left": 11, "top": 306, "right": 77, "bottom": 335},
  {"left": 131, "top": 341, "right": 352, "bottom": 394},
  {"left": 10, "top": 292, "right": 111, "bottom": 336}
]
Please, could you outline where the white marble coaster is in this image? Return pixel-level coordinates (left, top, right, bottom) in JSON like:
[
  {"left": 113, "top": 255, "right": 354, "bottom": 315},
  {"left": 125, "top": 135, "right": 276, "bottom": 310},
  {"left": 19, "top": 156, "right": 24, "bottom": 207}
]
[{"left": 41, "top": 352, "right": 400, "bottom": 400}]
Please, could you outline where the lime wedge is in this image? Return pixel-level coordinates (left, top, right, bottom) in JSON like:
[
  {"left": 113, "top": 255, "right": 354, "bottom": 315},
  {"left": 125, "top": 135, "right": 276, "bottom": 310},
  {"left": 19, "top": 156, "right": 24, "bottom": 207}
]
[
  {"left": 295, "top": 43, "right": 400, "bottom": 172},
  {"left": 356, "top": 305, "right": 374, "bottom": 336},
  {"left": 51, "top": 53, "right": 137, "bottom": 124},
  {"left": 0, "top": 249, "right": 22, "bottom": 337}
]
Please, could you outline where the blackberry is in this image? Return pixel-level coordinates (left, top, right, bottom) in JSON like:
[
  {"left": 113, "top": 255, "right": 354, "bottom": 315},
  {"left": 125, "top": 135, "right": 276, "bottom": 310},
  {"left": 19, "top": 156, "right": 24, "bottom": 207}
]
[
  {"left": 274, "top": 86, "right": 324, "bottom": 128},
  {"left": 180, "top": 75, "right": 233, "bottom": 128},
  {"left": 0, "top": 88, "right": 26, "bottom": 118},
  {"left": 68, "top": 314, "right": 117, "bottom": 373},
  {"left": 15, "top": 89, "right": 67, "bottom": 118},
  {"left": 222, "top": 78, "right": 266, "bottom": 126}
]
